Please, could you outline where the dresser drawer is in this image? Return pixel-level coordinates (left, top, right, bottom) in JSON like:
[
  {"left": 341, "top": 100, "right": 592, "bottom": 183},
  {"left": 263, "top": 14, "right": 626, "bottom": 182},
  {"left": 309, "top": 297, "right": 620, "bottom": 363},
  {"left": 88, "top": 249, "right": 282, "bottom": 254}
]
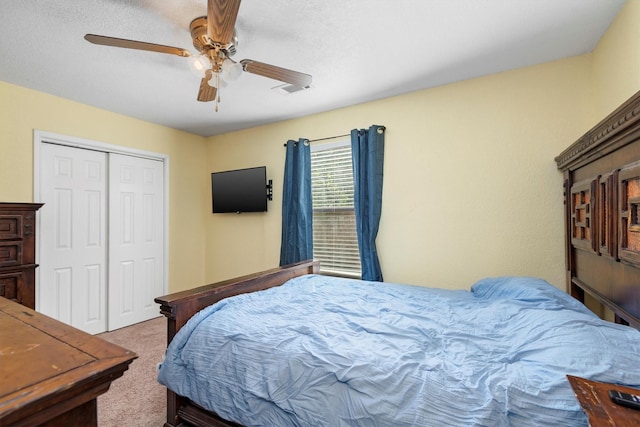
[
  {"left": 0, "top": 273, "right": 18, "bottom": 301},
  {"left": 0, "top": 241, "right": 23, "bottom": 267},
  {"left": 0, "top": 268, "right": 35, "bottom": 308},
  {"left": 0, "top": 215, "right": 25, "bottom": 240}
]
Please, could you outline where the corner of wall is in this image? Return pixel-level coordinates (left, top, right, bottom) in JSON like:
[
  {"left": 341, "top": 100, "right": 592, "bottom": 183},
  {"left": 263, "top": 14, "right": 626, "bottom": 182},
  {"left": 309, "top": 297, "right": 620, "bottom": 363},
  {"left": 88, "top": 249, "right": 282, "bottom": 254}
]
[{"left": 591, "top": 0, "right": 640, "bottom": 120}]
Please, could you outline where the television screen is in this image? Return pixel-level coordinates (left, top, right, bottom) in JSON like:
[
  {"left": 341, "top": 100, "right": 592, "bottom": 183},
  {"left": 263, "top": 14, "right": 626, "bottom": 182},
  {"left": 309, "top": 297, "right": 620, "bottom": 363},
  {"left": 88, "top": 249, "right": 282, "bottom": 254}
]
[{"left": 211, "top": 166, "right": 268, "bottom": 213}]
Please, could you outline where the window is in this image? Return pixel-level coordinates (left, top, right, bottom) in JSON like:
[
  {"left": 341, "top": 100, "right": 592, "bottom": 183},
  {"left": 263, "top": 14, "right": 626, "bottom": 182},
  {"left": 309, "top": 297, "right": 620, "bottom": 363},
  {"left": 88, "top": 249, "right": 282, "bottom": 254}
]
[{"left": 311, "top": 140, "right": 361, "bottom": 277}]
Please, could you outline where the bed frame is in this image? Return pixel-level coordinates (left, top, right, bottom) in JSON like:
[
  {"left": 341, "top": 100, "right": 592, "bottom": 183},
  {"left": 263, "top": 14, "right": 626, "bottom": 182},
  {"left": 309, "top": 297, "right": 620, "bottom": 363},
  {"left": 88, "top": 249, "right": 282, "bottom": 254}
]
[
  {"left": 555, "top": 89, "right": 640, "bottom": 330},
  {"left": 154, "top": 90, "right": 640, "bottom": 427},
  {"left": 155, "top": 260, "right": 319, "bottom": 427}
]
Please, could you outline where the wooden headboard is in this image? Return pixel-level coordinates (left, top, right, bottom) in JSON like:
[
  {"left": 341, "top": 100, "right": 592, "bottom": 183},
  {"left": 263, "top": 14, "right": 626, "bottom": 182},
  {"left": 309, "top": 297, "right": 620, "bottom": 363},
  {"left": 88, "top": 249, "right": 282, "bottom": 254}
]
[{"left": 555, "top": 89, "right": 640, "bottom": 329}]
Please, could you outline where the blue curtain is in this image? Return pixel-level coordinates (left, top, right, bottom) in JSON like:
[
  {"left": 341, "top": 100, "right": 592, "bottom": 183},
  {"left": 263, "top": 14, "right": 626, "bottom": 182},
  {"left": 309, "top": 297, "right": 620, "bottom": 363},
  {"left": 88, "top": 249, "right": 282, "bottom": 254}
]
[
  {"left": 351, "top": 125, "right": 385, "bottom": 281},
  {"left": 279, "top": 138, "right": 313, "bottom": 266}
]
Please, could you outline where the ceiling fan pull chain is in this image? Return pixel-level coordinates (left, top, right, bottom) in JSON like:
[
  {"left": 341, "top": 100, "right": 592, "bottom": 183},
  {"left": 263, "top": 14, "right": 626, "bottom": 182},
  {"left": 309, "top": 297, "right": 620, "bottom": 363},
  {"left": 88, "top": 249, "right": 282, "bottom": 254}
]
[{"left": 215, "top": 71, "right": 220, "bottom": 112}]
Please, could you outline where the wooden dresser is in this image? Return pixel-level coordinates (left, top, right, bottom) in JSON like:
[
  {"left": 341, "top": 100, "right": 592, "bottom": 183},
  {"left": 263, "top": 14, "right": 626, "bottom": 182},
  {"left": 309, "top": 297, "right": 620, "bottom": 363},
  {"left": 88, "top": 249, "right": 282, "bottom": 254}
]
[
  {"left": 0, "top": 297, "right": 137, "bottom": 426},
  {"left": 0, "top": 202, "right": 43, "bottom": 309}
]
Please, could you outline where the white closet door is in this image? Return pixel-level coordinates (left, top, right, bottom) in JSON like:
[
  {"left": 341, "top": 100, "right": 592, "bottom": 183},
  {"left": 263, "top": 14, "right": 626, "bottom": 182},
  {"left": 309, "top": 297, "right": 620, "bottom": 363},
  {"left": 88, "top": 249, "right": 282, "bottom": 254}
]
[
  {"left": 108, "top": 153, "right": 164, "bottom": 330},
  {"left": 39, "top": 143, "right": 108, "bottom": 335}
]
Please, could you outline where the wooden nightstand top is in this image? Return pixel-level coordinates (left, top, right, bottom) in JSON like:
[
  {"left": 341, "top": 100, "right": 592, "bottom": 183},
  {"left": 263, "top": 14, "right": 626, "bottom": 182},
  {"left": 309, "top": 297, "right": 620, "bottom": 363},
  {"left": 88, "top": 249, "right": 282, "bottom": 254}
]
[{"left": 568, "top": 375, "right": 640, "bottom": 427}]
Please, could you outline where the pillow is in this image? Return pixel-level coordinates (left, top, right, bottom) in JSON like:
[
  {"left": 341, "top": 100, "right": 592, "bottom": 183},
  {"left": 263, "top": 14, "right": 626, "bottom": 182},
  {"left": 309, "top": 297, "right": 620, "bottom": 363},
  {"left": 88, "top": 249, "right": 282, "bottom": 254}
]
[{"left": 471, "top": 276, "right": 593, "bottom": 314}]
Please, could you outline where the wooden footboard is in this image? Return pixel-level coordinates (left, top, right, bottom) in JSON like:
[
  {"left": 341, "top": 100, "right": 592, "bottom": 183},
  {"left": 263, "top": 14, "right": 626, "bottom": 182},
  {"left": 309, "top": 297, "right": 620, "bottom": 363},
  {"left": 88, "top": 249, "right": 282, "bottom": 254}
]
[{"left": 154, "top": 260, "right": 319, "bottom": 427}]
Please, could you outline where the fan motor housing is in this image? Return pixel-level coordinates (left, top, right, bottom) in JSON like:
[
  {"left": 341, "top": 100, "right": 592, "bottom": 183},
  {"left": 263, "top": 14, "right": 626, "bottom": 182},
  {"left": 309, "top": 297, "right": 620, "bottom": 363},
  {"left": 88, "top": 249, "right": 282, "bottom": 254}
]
[{"left": 189, "top": 16, "right": 237, "bottom": 56}]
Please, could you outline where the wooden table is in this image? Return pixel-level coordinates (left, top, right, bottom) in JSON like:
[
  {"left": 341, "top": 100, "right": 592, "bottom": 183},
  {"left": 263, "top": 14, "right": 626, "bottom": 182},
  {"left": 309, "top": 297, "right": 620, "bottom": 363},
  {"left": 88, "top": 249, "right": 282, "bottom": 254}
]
[
  {"left": 0, "top": 297, "right": 137, "bottom": 426},
  {"left": 568, "top": 375, "right": 640, "bottom": 427}
]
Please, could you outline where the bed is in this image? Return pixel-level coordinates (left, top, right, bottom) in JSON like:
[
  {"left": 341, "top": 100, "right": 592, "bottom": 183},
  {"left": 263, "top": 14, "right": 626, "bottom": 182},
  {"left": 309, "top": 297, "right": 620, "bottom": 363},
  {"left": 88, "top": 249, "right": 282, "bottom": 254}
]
[{"left": 155, "top": 89, "right": 640, "bottom": 427}]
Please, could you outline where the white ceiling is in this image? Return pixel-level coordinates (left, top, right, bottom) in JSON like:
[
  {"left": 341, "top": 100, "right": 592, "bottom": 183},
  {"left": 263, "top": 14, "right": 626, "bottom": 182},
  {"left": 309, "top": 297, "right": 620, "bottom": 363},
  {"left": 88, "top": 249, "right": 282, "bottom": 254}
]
[{"left": 0, "top": 1, "right": 626, "bottom": 137}]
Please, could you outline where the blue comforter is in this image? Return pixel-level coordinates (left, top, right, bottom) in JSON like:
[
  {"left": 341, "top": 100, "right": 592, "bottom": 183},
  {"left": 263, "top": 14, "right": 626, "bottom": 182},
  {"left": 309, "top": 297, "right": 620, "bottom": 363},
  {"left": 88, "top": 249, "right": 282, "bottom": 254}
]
[{"left": 157, "top": 275, "right": 640, "bottom": 426}]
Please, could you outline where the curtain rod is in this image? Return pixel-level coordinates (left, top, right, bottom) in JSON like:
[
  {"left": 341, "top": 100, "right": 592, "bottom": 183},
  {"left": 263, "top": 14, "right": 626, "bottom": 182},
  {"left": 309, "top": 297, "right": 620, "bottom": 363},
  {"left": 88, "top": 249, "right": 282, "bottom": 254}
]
[
  {"left": 283, "top": 133, "right": 349, "bottom": 147},
  {"left": 283, "top": 126, "right": 386, "bottom": 147},
  {"left": 308, "top": 133, "right": 350, "bottom": 143}
]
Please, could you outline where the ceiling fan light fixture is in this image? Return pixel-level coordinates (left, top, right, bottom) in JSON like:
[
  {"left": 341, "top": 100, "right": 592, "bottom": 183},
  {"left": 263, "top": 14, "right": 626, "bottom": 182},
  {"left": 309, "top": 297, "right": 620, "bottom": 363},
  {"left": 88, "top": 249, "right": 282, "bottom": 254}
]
[
  {"left": 207, "top": 72, "right": 217, "bottom": 88},
  {"left": 221, "top": 59, "right": 243, "bottom": 81},
  {"left": 189, "top": 54, "right": 210, "bottom": 77},
  {"left": 208, "top": 71, "right": 227, "bottom": 88}
]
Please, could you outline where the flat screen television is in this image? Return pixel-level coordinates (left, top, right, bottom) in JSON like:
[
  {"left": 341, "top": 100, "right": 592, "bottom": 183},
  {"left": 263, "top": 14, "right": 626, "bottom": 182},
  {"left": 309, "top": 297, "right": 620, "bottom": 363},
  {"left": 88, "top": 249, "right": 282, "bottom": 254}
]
[{"left": 211, "top": 166, "right": 269, "bottom": 213}]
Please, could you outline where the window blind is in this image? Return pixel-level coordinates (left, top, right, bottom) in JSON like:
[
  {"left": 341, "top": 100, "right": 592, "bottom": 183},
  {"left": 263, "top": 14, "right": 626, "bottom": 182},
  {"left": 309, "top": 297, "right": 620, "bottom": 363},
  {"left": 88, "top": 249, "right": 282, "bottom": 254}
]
[{"left": 311, "top": 142, "right": 361, "bottom": 276}]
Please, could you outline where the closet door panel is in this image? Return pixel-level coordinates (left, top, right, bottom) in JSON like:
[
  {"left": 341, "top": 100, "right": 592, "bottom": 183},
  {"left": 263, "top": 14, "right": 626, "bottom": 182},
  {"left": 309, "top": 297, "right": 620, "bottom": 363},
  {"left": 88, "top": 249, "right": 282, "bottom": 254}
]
[
  {"left": 108, "top": 153, "right": 164, "bottom": 330},
  {"left": 39, "top": 144, "right": 108, "bottom": 334}
]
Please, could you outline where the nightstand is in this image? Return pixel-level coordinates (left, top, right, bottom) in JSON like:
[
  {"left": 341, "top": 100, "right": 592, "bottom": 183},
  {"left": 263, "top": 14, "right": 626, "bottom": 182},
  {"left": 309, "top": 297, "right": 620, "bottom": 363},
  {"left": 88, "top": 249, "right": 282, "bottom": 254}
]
[{"left": 567, "top": 375, "right": 640, "bottom": 426}]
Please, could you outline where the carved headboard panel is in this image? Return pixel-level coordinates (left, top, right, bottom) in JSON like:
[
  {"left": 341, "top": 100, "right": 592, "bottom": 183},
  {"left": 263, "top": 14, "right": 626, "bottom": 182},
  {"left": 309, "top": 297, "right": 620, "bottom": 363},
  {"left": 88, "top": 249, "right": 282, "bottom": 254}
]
[{"left": 556, "top": 90, "right": 640, "bottom": 329}]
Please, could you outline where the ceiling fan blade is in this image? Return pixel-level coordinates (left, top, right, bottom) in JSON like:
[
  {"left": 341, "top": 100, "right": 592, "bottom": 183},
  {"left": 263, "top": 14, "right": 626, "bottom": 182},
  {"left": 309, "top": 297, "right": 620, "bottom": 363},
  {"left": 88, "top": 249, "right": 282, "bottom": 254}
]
[
  {"left": 240, "top": 59, "right": 312, "bottom": 87},
  {"left": 198, "top": 70, "right": 217, "bottom": 102},
  {"left": 84, "top": 34, "right": 190, "bottom": 57},
  {"left": 207, "top": 0, "right": 241, "bottom": 45}
]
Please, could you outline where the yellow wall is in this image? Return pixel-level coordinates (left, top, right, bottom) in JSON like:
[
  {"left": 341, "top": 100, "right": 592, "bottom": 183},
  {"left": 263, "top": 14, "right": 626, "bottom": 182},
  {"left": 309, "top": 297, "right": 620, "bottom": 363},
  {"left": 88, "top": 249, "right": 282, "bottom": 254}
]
[
  {"left": 592, "top": 0, "right": 640, "bottom": 120},
  {"left": 205, "top": 56, "right": 593, "bottom": 289},
  {"left": 0, "top": 82, "right": 209, "bottom": 293}
]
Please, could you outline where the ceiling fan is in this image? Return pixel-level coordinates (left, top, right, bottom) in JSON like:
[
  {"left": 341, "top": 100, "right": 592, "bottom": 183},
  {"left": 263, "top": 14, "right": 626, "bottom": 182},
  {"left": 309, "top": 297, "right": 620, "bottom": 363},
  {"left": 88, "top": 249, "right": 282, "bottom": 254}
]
[{"left": 84, "top": 0, "right": 312, "bottom": 110}]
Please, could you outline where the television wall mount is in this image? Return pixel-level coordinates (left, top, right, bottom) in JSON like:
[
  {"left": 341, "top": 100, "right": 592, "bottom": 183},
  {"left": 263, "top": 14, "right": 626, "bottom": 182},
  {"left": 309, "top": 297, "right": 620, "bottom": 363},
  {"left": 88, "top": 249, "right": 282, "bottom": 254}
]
[{"left": 266, "top": 179, "right": 273, "bottom": 201}]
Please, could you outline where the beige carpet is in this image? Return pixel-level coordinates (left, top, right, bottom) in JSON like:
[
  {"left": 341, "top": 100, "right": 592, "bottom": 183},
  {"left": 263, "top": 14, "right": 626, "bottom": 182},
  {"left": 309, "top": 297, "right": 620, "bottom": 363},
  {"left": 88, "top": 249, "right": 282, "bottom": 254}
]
[{"left": 97, "top": 316, "right": 167, "bottom": 426}]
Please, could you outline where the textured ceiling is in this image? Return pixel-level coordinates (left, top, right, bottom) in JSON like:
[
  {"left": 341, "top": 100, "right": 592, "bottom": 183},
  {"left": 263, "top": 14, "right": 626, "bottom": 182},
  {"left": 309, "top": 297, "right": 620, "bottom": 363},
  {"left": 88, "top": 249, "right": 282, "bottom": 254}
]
[{"left": 0, "top": 0, "right": 626, "bottom": 137}]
